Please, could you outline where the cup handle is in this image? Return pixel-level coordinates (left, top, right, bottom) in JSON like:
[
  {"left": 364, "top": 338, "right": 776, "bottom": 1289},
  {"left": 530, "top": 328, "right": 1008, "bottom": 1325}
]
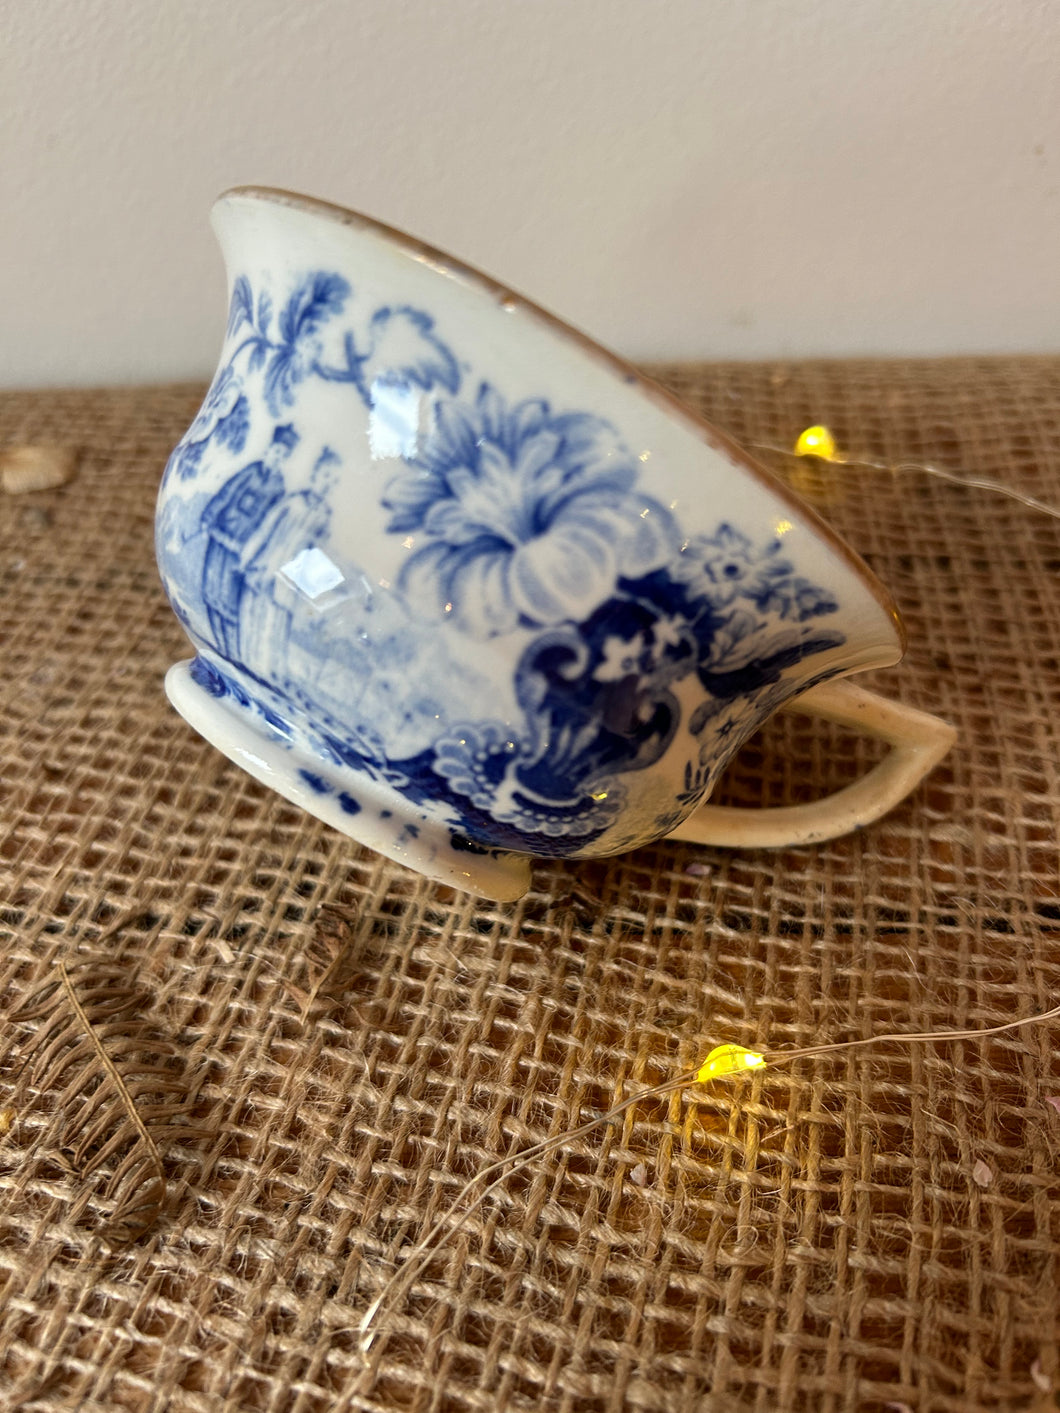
[{"left": 666, "top": 680, "right": 956, "bottom": 850}]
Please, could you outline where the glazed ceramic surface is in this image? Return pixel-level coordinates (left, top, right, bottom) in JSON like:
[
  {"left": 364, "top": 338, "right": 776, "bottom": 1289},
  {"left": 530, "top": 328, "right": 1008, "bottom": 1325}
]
[{"left": 156, "top": 188, "right": 905, "bottom": 899}]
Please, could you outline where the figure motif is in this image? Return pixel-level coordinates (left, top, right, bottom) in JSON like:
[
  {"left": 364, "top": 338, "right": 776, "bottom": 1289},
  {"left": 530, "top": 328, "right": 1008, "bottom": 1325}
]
[
  {"left": 238, "top": 447, "right": 342, "bottom": 685},
  {"left": 200, "top": 424, "right": 298, "bottom": 658}
]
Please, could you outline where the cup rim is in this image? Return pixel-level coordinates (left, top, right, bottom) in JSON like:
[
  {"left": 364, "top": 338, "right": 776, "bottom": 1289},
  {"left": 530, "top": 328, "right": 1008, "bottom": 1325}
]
[{"left": 217, "top": 184, "right": 906, "bottom": 653}]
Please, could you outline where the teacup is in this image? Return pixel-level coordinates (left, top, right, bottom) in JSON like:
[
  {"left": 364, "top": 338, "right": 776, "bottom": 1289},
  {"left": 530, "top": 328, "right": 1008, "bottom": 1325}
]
[{"left": 156, "top": 187, "right": 955, "bottom": 900}]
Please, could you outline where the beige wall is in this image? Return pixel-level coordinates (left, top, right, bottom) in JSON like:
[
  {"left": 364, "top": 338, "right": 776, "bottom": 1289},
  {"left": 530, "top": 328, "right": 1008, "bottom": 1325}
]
[{"left": 3, "top": 0, "right": 1058, "bottom": 386}]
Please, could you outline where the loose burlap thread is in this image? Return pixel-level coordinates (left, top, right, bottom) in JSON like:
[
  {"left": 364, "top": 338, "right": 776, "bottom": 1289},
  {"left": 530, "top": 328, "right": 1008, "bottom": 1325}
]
[{"left": 1, "top": 358, "right": 1058, "bottom": 1412}]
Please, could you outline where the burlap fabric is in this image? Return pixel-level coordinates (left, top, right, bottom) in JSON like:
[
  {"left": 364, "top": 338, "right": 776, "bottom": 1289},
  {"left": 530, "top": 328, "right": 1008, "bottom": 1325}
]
[{"left": 1, "top": 358, "right": 1058, "bottom": 1413}]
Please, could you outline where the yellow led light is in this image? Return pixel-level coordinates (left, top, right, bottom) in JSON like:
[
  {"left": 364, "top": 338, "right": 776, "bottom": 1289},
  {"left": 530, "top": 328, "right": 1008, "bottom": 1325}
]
[
  {"left": 793, "top": 424, "right": 842, "bottom": 462},
  {"left": 695, "top": 1044, "right": 767, "bottom": 1084}
]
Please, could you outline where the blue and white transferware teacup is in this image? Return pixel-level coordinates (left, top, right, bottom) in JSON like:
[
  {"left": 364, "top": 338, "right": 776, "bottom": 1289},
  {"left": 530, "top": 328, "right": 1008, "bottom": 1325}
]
[{"left": 156, "top": 188, "right": 955, "bottom": 900}]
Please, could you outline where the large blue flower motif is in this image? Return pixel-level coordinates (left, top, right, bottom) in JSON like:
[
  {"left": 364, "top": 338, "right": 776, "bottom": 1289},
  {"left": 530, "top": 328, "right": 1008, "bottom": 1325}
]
[{"left": 383, "top": 385, "right": 678, "bottom": 637}]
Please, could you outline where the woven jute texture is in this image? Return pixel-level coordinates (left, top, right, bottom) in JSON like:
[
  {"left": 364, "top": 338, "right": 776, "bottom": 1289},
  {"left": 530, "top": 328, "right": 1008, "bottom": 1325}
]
[{"left": 1, "top": 359, "right": 1059, "bottom": 1413}]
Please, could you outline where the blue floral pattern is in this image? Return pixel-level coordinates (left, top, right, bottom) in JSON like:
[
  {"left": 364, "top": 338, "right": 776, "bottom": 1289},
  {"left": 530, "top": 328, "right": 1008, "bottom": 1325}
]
[
  {"left": 158, "top": 265, "right": 848, "bottom": 858},
  {"left": 228, "top": 271, "right": 350, "bottom": 414},
  {"left": 167, "top": 365, "right": 251, "bottom": 482},
  {"left": 226, "top": 272, "right": 460, "bottom": 414},
  {"left": 384, "top": 384, "right": 675, "bottom": 637}
]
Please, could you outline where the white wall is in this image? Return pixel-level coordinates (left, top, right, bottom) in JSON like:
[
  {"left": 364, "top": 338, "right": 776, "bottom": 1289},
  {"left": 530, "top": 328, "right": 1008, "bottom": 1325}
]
[{"left": 3, "top": 0, "right": 1058, "bottom": 387}]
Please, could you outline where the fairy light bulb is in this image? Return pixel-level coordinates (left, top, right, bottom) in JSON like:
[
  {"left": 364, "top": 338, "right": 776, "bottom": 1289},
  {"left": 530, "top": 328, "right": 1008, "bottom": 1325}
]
[
  {"left": 793, "top": 424, "right": 842, "bottom": 462},
  {"left": 695, "top": 1044, "right": 767, "bottom": 1084}
]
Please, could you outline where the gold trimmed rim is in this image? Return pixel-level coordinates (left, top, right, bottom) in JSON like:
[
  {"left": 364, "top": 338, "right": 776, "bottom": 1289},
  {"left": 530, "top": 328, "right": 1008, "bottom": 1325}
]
[{"left": 217, "top": 184, "right": 906, "bottom": 655}]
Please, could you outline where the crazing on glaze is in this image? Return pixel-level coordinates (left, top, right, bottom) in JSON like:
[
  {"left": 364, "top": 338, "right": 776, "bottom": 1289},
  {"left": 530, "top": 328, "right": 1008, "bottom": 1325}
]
[{"left": 157, "top": 267, "right": 846, "bottom": 858}]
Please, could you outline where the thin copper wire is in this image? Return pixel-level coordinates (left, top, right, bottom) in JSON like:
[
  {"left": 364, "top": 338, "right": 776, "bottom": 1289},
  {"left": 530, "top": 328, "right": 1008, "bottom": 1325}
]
[
  {"left": 358, "top": 1000, "right": 1060, "bottom": 1352},
  {"left": 753, "top": 440, "right": 1060, "bottom": 522}
]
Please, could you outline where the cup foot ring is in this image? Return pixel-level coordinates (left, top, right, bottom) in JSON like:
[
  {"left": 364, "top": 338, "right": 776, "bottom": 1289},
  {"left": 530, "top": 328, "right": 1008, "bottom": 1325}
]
[{"left": 164, "top": 658, "right": 533, "bottom": 902}]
